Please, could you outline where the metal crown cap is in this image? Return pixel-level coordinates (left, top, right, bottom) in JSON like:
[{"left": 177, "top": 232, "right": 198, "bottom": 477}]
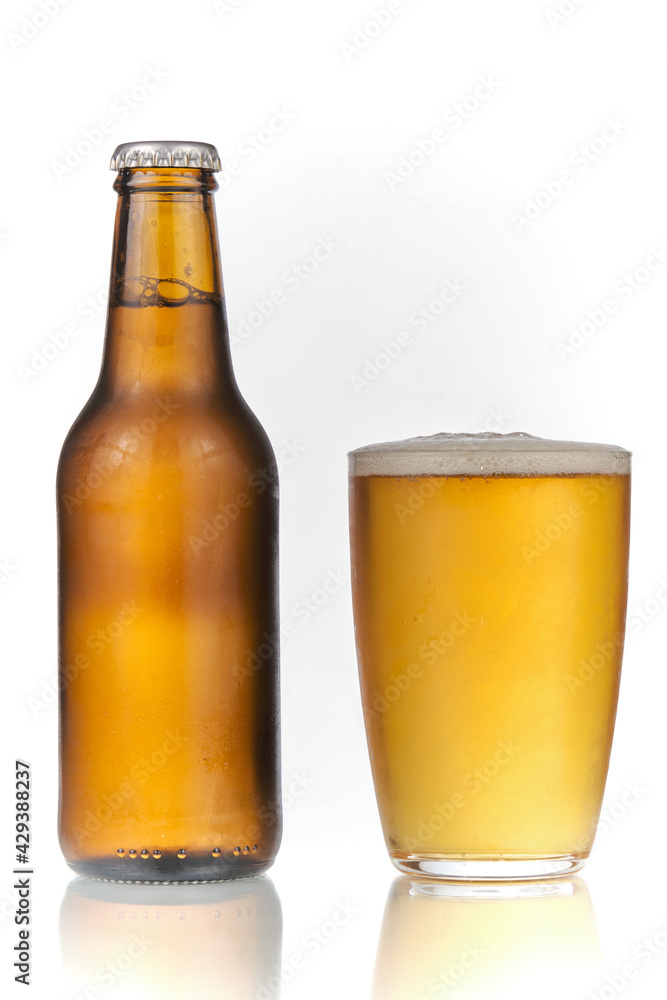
[{"left": 110, "top": 141, "right": 221, "bottom": 171}]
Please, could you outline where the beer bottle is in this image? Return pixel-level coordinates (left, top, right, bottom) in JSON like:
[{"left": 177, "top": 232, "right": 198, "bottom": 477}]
[{"left": 57, "top": 142, "right": 281, "bottom": 881}]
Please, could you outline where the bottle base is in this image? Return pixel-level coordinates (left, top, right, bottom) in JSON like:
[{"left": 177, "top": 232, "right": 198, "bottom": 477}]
[
  {"left": 65, "top": 852, "right": 275, "bottom": 884},
  {"left": 390, "top": 851, "right": 588, "bottom": 881}
]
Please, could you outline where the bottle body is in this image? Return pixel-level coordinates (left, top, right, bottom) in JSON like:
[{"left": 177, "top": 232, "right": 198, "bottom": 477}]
[{"left": 57, "top": 155, "right": 281, "bottom": 881}]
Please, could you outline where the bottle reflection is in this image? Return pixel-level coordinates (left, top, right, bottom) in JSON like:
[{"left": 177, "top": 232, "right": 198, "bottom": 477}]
[
  {"left": 371, "top": 877, "right": 601, "bottom": 1000},
  {"left": 60, "top": 876, "right": 282, "bottom": 999}
]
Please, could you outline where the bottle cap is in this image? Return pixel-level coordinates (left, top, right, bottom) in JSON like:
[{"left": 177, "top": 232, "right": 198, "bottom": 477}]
[{"left": 110, "top": 141, "right": 221, "bottom": 171}]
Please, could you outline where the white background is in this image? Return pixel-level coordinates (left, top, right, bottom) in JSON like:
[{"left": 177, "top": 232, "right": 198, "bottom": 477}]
[{"left": 1, "top": 0, "right": 666, "bottom": 997}]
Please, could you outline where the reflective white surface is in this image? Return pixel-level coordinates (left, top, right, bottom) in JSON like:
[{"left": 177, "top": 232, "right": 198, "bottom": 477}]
[
  {"left": 43, "top": 838, "right": 666, "bottom": 999},
  {"left": 59, "top": 877, "right": 282, "bottom": 999}
]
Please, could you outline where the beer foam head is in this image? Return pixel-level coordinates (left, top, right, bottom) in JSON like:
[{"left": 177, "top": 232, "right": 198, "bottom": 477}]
[{"left": 349, "top": 432, "right": 631, "bottom": 477}]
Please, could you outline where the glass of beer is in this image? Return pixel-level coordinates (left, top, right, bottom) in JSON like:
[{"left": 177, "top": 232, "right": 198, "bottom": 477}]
[{"left": 349, "top": 433, "right": 630, "bottom": 879}]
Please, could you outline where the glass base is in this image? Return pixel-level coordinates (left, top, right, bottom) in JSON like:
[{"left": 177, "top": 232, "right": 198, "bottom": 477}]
[
  {"left": 390, "top": 851, "right": 588, "bottom": 881},
  {"left": 65, "top": 852, "right": 275, "bottom": 884}
]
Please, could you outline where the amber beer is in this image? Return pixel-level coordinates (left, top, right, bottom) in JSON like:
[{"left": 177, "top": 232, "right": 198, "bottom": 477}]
[
  {"left": 349, "top": 433, "right": 630, "bottom": 879},
  {"left": 57, "top": 142, "right": 280, "bottom": 880}
]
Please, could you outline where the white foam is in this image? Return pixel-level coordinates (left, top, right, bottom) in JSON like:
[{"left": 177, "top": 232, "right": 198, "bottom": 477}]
[{"left": 348, "top": 432, "right": 631, "bottom": 477}]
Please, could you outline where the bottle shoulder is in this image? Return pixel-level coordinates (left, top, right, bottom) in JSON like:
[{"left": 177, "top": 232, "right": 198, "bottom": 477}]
[{"left": 57, "top": 389, "right": 276, "bottom": 487}]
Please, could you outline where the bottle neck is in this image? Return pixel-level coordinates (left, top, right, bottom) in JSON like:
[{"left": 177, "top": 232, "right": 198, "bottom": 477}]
[{"left": 98, "top": 168, "right": 236, "bottom": 398}]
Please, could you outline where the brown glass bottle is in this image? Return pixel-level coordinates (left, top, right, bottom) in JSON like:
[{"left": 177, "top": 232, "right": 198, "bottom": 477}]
[{"left": 57, "top": 142, "right": 281, "bottom": 882}]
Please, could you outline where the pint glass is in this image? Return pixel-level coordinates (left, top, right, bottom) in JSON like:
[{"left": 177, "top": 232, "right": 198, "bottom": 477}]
[{"left": 349, "top": 433, "right": 630, "bottom": 879}]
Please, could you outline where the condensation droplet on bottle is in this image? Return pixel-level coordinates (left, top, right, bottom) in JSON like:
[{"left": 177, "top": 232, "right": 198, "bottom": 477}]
[
  {"left": 177, "top": 849, "right": 186, "bottom": 859},
  {"left": 212, "top": 848, "right": 221, "bottom": 858}
]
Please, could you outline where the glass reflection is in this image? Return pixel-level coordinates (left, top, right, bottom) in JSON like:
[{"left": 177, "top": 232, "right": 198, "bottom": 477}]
[
  {"left": 60, "top": 876, "right": 282, "bottom": 999},
  {"left": 371, "top": 877, "right": 601, "bottom": 1000}
]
